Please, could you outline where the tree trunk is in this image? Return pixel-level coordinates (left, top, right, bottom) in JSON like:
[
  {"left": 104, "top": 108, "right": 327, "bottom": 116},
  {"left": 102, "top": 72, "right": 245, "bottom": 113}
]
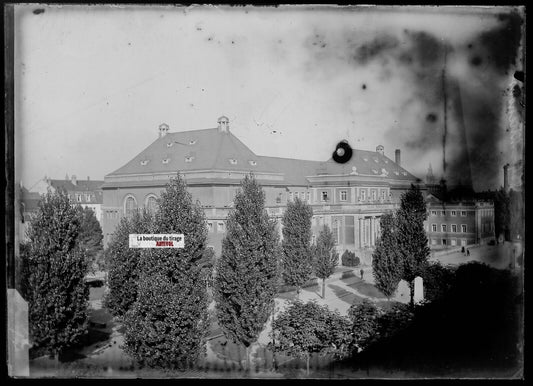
[
  {"left": 306, "top": 353, "right": 310, "bottom": 376},
  {"left": 246, "top": 345, "right": 250, "bottom": 372},
  {"left": 296, "top": 286, "right": 300, "bottom": 300},
  {"left": 408, "top": 280, "right": 414, "bottom": 308},
  {"left": 322, "top": 278, "right": 325, "bottom": 299}
]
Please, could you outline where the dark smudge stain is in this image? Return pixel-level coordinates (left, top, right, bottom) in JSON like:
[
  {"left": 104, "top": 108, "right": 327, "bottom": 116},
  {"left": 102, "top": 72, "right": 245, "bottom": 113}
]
[
  {"left": 476, "top": 10, "right": 523, "bottom": 74},
  {"left": 512, "top": 84, "right": 521, "bottom": 98},
  {"left": 514, "top": 70, "right": 524, "bottom": 82},
  {"left": 426, "top": 113, "right": 437, "bottom": 122},
  {"left": 353, "top": 34, "right": 399, "bottom": 64},
  {"left": 33, "top": 9, "right": 45, "bottom": 15},
  {"left": 471, "top": 56, "right": 482, "bottom": 66},
  {"left": 362, "top": 84, "right": 366, "bottom": 90}
]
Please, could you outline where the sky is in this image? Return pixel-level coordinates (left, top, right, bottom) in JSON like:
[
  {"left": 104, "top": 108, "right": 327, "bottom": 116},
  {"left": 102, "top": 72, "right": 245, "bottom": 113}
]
[{"left": 14, "top": 5, "right": 525, "bottom": 192}]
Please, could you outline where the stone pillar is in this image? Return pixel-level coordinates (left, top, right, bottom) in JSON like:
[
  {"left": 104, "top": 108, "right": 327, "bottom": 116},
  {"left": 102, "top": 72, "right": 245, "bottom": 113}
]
[
  {"left": 358, "top": 217, "right": 363, "bottom": 249},
  {"left": 370, "top": 216, "right": 375, "bottom": 246},
  {"left": 414, "top": 276, "right": 424, "bottom": 304}
]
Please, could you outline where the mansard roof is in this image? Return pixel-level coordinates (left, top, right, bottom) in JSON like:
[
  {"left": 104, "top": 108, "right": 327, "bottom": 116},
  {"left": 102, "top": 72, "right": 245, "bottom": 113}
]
[{"left": 105, "top": 126, "right": 419, "bottom": 186}]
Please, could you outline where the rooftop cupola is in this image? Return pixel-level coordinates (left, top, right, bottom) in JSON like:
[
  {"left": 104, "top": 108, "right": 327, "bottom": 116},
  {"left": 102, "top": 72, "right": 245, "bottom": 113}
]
[
  {"left": 217, "top": 116, "right": 229, "bottom": 133},
  {"left": 159, "top": 123, "right": 169, "bottom": 138}
]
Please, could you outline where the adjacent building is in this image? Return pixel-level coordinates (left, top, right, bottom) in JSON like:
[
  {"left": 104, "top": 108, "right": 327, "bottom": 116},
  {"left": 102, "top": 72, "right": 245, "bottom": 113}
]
[
  {"left": 101, "top": 116, "right": 422, "bottom": 264},
  {"left": 31, "top": 175, "right": 104, "bottom": 225},
  {"left": 424, "top": 165, "right": 495, "bottom": 249}
]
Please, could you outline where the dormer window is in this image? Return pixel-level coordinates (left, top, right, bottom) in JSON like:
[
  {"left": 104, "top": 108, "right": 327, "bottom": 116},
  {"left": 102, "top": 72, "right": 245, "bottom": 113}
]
[
  {"left": 229, "top": 159, "right": 238, "bottom": 165},
  {"left": 402, "top": 171, "right": 407, "bottom": 176},
  {"left": 381, "top": 168, "right": 388, "bottom": 176},
  {"left": 162, "top": 158, "right": 170, "bottom": 164},
  {"left": 189, "top": 140, "right": 197, "bottom": 145},
  {"left": 249, "top": 160, "right": 257, "bottom": 166},
  {"left": 394, "top": 171, "right": 400, "bottom": 176},
  {"left": 167, "top": 142, "right": 173, "bottom": 147},
  {"left": 140, "top": 160, "right": 150, "bottom": 166},
  {"left": 185, "top": 156, "right": 194, "bottom": 163}
]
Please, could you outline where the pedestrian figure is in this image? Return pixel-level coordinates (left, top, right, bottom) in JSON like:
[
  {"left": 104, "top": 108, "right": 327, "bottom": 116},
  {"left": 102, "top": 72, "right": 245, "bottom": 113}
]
[
  {"left": 360, "top": 269, "right": 364, "bottom": 280},
  {"left": 467, "top": 249, "right": 470, "bottom": 256},
  {"left": 461, "top": 246, "right": 465, "bottom": 255}
]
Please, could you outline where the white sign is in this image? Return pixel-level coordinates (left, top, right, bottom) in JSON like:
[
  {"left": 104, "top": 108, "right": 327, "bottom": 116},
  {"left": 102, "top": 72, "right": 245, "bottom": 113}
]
[{"left": 129, "top": 234, "right": 184, "bottom": 249}]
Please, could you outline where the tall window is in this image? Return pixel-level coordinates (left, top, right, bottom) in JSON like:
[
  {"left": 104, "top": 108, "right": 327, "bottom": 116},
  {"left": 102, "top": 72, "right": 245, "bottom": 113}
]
[
  {"left": 306, "top": 192, "right": 310, "bottom": 202},
  {"left": 321, "top": 191, "right": 328, "bottom": 202},
  {"left": 360, "top": 190, "right": 366, "bottom": 201},
  {"left": 451, "top": 210, "right": 457, "bottom": 216},
  {"left": 461, "top": 224, "right": 467, "bottom": 233},
  {"left": 289, "top": 192, "right": 294, "bottom": 201},
  {"left": 340, "top": 190, "right": 347, "bottom": 201},
  {"left": 145, "top": 195, "right": 158, "bottom": 214},
  {"left": 441, "top": 224, "right": 447, "bottom": 232},
  {"left": 380, "top": 190, "right": 386, "bottom": 201},
  {"left": 124, "top": 196, "right": 137, "bottom": 218},
  {"left": 217, "top": 221, "right": 225, "bottom": 233},
  {"left": 452, "top": 224, "right": 457, "bottom": 233},
  {"left": 431, "top": 224, "right": 437, "bottom": 232},
  {"left": 461, "top": 211, "right": 467, "bottom": 217},
  {"left": 371, "top": 190, "right": 377, "bottom": 201}
]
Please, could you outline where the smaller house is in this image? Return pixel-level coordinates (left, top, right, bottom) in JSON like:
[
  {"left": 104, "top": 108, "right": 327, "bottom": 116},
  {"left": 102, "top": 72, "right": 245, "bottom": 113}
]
[{"left": 32, "top": 174, "right": 104, "bottom": 225}]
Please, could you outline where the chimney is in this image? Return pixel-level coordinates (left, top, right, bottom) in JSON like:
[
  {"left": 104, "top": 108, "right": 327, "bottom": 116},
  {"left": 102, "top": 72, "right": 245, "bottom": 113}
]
[
  {"left": 71, "top": 175, "right": 77, "bottom": 186},
  {"left": 503, "top": 163, "right": 509, "bottom": 191},
  {"left": 158, "top": 123, "right": 169, "bottom": 138},
  {"left": 395, "top": 149, "right": 401, "bottom": 166},
  {"left": 217, "top": 116, "right": 229, "bottom": 133},
  {"left": 376, "top": 145, "right": 384, "bottom": 156}
]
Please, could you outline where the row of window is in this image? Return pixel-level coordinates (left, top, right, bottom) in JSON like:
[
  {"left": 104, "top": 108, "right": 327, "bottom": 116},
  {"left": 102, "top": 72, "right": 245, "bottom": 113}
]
[
  {"left": 430, "top": 210, "right": 469, "bottom": 217},
  {"left": 124, "top": 195, "right": 158, "bottom": 217},
  {"left": 207, "top": 221, "right": 225, "bottom": 233},
  {"left": 431, "top": 238, "right": 470, "bottom": 246},
  {"left": 431, "top": 224, "right": 468, "bottom": 233},
  {"left": 139, "top": 157, "right": 258, "bottom": 166},
  {"left": 320, "top": 189, "right": 389, "bottom": 203},
  {"left": 74, "top": 193, "right": 94, "bottom": 203}
]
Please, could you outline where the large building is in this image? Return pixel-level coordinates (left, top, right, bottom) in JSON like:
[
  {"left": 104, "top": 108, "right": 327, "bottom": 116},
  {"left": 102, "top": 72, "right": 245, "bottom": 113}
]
[{"left": 101, "top": 116, "right": 422, "bottom": 264}]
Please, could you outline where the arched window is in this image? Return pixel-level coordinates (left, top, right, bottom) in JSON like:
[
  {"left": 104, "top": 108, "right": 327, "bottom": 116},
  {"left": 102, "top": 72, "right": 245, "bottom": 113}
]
[
  {"left": 124, "top": 195, "right": 137, "bottom": 218},
  {"left": 145, "top": 195, "right": 158, "bottom": 214}
]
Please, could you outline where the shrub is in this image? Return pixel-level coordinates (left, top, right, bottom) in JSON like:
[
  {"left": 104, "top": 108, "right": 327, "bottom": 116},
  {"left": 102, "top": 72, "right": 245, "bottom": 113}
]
[{"left": 341, "top": 250, "right": 360, "bottom": 267}]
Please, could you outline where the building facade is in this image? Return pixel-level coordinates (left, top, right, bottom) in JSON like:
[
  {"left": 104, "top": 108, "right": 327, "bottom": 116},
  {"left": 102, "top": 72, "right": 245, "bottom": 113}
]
[
  {"left": 101, "top": 116, "right": 422, "bottom": 264},
  {"left": 425, "top": 193, "right": 495, "bottom": 249}
]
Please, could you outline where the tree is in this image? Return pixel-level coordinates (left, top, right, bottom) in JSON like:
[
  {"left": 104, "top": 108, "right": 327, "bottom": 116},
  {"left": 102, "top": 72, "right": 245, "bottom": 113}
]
[
  {"left": 347, "top": 299, "right": 381, "bottom": 353},
  {"left": 313, "top": 225, "right": 339, "bottom": 299},
  {"left": 270, "top": 300, "right": 351, "bottom": 376},
  {"left": 420, "top": 261, "right": 456, "bottom": 303},
  {"left": 123, "top": 176, "right": 210, "bottom": 369},
  {"left": 396, "top": 185, "right": 430, "bottom": 306},
  {"left": 104, "top": 209, "right": 152, "bottom": 318},
  {"left": 214, "top": 174, "right": 280, "bottom": 370},
  {"left": 281, "top": 197, "right": 313, "bottom": 298},
  {"left": 20, "top": 188, "right": 89, "bottom": 358},
  {"left": 75, "top": 205, "right": 104, "bottom": 273},
  {"left": 372, "top": 213, "right": 403, "bottom": 300}
]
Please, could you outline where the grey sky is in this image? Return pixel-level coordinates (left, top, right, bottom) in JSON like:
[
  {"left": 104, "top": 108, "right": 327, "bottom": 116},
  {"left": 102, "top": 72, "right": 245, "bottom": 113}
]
[{"left": 14, "top": 5, "right": 524, "bottom": 191}]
